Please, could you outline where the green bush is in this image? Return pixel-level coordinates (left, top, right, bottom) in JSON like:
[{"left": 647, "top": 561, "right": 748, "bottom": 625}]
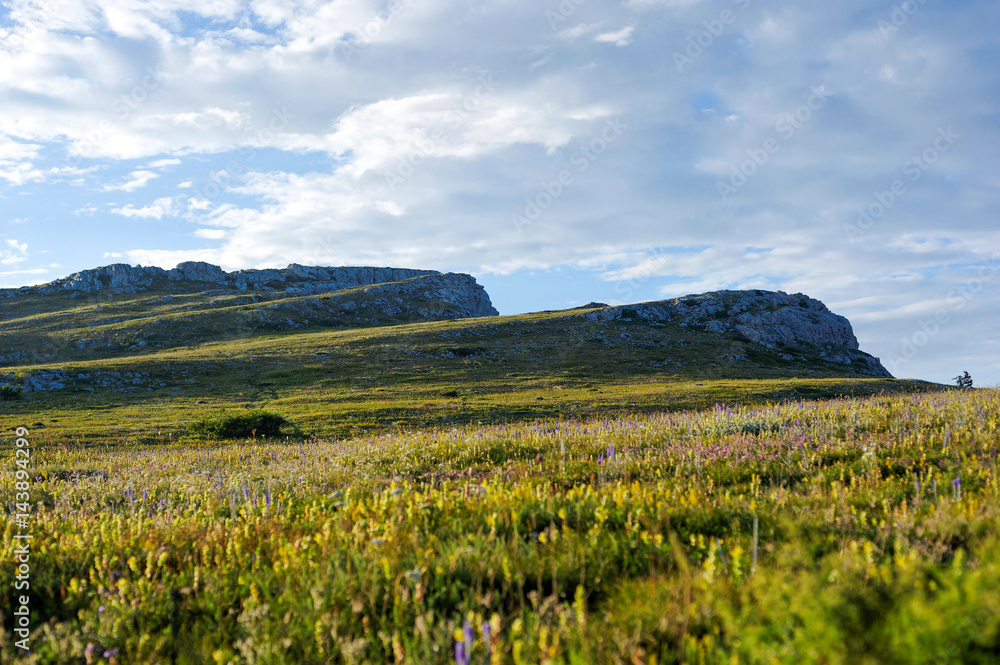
[
  {"left": 189, "top": 409, "right": 287, "bottom": 439},
  {"left": 0, "top": 384, "right": 22, "bottom": 401}
]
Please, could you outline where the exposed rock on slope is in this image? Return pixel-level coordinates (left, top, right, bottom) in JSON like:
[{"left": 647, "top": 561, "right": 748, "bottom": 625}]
[
  {"left": 1, "top": 261, "right": 499, "bottom": 318},
  {"left": 0, "top": 263, "right": 499, "bottom": 368},
  {"left": 10, "top": 261, "right": 478, "bottom": 298},
  {"left": 573, "top": 289, "right": 890, "bottom": 377}
]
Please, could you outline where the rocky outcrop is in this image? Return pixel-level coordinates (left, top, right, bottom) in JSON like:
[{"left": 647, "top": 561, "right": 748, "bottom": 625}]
[
  {"left": 3, "top": 262, "right": 499, "bottom": 317},
  {"left": 11, "top": 261, "right": 450, "bottom": 295},
  {"left": 573, "top": 289, "right": 890, "bottom": 377},
  {"left": 1, "top": 369, "right": 165, "bottom": 393}
]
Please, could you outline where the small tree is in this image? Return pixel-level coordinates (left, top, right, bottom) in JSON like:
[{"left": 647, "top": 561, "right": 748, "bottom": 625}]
[{"left": 953, "top": 371, "right": 973, "bottom": 389}]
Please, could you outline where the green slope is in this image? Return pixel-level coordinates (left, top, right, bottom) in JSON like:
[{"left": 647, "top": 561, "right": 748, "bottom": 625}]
[{"left": 0, "top": 305, "right": 937, "bottom": 444}]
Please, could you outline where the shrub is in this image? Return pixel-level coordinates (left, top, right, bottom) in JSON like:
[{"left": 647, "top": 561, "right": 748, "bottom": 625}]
[
  {"left": 0, "top": 384, "right": 21, "bottom": 401},
  {"left": 189, "top": 409, "right": 287, "bottom": 439}
]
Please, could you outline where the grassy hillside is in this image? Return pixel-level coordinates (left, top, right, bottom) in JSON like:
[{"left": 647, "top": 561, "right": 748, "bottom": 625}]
[
  {"left": 1, "top": 306, "right": 934, "bottom": 444},
  {"left": 0, "top": 274, "right": 488, "bottom": 367}
]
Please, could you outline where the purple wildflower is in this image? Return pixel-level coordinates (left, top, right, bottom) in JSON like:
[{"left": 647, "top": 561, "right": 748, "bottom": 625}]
[
  {"left": 454, "top": 641, "right": 468, "bottom": 665},
  {"left": 464, "top": 620, "right": 474, "bottom": 648}
]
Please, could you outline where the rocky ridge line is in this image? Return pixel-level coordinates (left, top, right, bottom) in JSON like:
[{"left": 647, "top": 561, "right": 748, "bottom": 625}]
[
  {"left": 3, "top": 261, "right": 464, "bottom": 296},
  {"left": 572, "top": 289, "right": 891, "bottom": 376},
  {"left": 0, "top": 261, "right": 500, "bottom": 319}
]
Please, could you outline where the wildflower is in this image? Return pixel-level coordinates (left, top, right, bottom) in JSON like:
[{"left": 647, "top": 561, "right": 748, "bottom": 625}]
[
  {"left": 462, "top": 619, "right": 475, "bottom": 655},
  {"left": 454, "top": 641, "right": 468, "bottom": 665}
]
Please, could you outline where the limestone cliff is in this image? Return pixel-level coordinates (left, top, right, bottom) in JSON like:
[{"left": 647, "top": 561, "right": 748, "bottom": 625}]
[
  {"left": 3, "top": 261, "right": 499, "bottom": 319},
  {"left": 573, "top": 289, "right": 891, "bottom": 377}
]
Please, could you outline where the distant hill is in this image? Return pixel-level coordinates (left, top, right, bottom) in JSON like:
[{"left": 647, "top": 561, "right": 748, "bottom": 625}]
[
  {"left": 0, "top": 262, "right": 916, "bottom": 441},
  {"left": 0, "top": 262, "right": 499, "bottom": 367},
  {"left": 0, "top": 262, "right": 890, "bottom": 399}
]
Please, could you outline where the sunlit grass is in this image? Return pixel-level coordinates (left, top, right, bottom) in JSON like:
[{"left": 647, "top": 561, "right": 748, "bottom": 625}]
[{"left": 2, "top": 387, "right": 997, "bottom": 663}]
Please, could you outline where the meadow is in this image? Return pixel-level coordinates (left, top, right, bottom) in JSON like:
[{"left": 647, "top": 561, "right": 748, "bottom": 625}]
[{"left": 2, "top": 386, "right": 998, "bottom": 664}]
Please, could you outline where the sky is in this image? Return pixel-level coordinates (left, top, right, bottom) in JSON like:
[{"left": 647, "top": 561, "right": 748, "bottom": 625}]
[{"left": 0, "top": 0, "right": 997, "bottom": 386}]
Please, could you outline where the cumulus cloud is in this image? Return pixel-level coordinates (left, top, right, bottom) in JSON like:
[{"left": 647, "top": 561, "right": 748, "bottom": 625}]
[{"left": 111, "top": 197, "right": 178, "bottom": 219}]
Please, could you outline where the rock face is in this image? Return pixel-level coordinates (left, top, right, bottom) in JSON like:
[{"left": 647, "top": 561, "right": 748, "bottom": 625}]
[
  {"left": 6, "top": 262, "right": 499, "bottom": 318},
  {"left": 574, "top": 289, "right": 891, "bottom": 377}
]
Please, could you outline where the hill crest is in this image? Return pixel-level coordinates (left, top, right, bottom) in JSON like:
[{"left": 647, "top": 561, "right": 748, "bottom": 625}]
[{"left": 0, "top": 262, "right": 890, "bottom": 380}]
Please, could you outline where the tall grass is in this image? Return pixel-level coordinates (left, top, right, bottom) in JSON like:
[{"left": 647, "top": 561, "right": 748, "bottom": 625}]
[{"left": 1, "top": 388, "right": 998, "bottom": 663}]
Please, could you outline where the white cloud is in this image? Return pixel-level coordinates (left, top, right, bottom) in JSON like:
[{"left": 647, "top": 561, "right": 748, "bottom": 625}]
[
  {"left": 165, "top": 108, "right": 249, "bottom": 131},
  {"left": 111, "top": 197, "right": 178, "bottom": 219},
  {"left": 555, "top": 24, "right": 602, "bottom": 42},
  {"left": 193, "top": 228, "right": 228, "bottom": 239},
  {"left": 0, "top": 136, "right": 42, "bottom": 185},
  {"left": 103, "top": 170, "right": 159, "bottom": 192},
  {"left": 316, "top": 91, "right": 603, "bottom": 178},
  {"left": 594, "top": 27, "right": 634, "bottom": 47},
  {"left": 147, "top": 158, "right": 182, "bottom": 168},
  {"left": 1, "top": 239, "right": 28, "bottom": 265}
]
